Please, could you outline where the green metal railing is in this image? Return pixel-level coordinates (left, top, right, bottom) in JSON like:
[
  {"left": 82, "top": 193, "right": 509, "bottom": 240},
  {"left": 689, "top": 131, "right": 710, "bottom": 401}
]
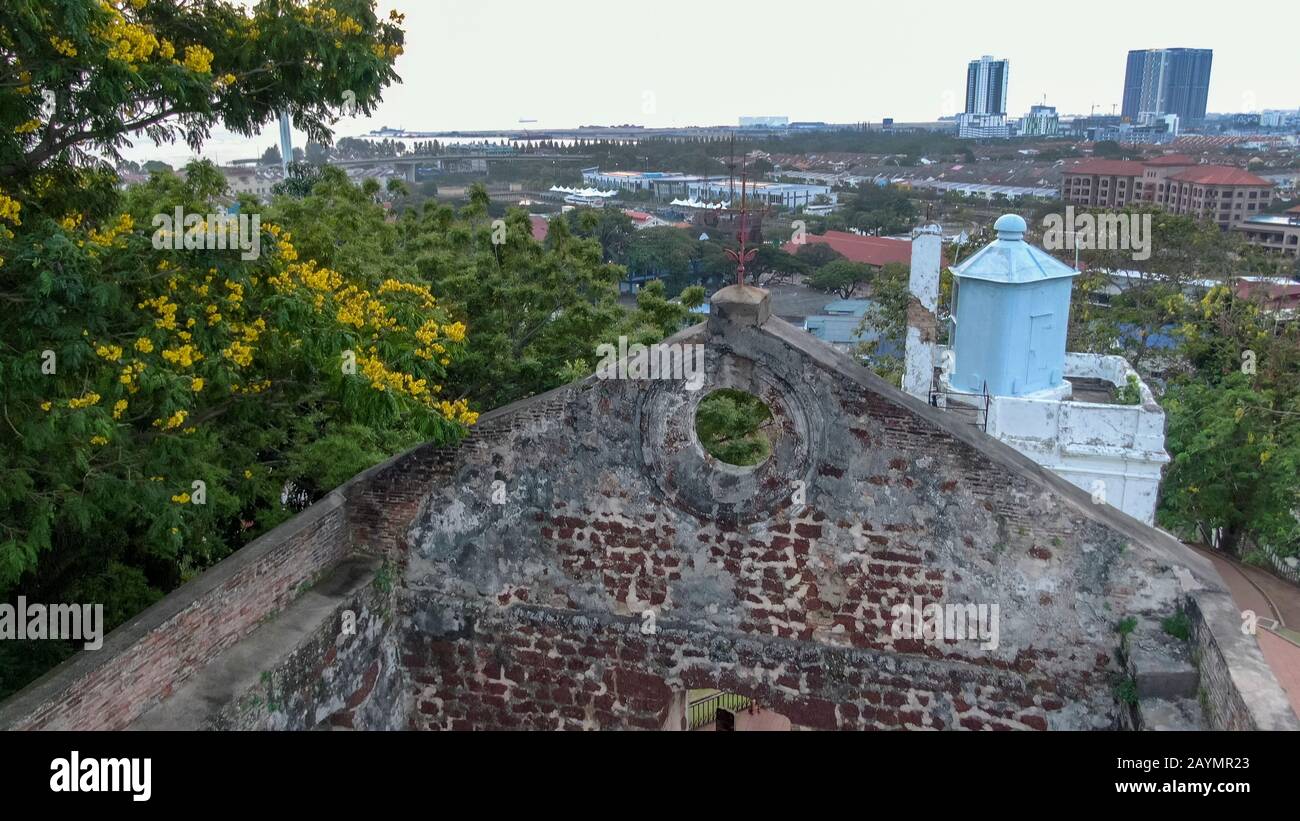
[{"left": 687, "top": 692, "right": 752, "bottom": 729}]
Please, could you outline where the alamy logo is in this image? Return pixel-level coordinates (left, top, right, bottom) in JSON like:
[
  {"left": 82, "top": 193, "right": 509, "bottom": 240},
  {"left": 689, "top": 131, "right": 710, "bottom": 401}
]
[
  {"left": 0, "top": 597, "right": 103, "bottom": 650},
  {"left": 890, "top": 596, "right": 1000, "bottom": 651},
  {"left": 50, "top": 752, "right": 151, "bottom": 802},
  {"left": 151, "top": 207, "right": 261, "bottom": 260},
  {"left": 595, "top": 336, "right": 705, "bottom": 391},
  {"left": 1042, "top": 207, "right": 1151, "bottom": 262}
]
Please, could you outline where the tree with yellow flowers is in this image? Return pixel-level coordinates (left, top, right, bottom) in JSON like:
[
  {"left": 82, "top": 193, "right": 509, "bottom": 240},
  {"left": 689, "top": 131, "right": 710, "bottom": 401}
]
[
  {"left": 0, "top": 0, "right": 410, "bottom": 695},
  {"left": 0, "top": 1, "right": 708, "bottom": 700}
]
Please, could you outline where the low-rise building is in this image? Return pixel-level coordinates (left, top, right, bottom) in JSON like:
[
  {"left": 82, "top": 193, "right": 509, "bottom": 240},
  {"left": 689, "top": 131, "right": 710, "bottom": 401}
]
[
  {"left": 781, "top": 230, "right": 914, "bottom": 267},
  {"left": 1059, "top": 159, "right": 1148, "bottom": 207},
  {"left": 221, "top": 166, "right": 281, "bottom": 198},
  {"left": 802, "top": 299, "right": 901, "bottom": 360},
  {"left": 581, "top": 169, "right": 724, "bottom": 201},
  {"left": 687, "top": 178, "right": 834, "bottom": 211},
  {"left": 1234, "top": 206, "right": 1300, "bottom": 258},
  {"left": 957, "top": 112, "right": 1011, "bottom": 139},
  {"left": 1060, "top": 156, "right": 1274, "bottom": 228}
]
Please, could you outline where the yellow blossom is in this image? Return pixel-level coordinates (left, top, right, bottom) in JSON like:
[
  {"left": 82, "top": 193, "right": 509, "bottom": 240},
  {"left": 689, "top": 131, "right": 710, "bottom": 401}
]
[
  {"left": 0, "top": 193, "right": 22, "bottom": 225},
  {"left": 154, "top": 410, "right": 188, "bottom": 430},
  {"left": 50, "top": 36, "right": 78, "bottom": 57},
  {"left": 182, "top": 44, "right": 214, "bottom": 73},
  {"left": 68, "top": 392, "right": 102, "bottom": 409}
]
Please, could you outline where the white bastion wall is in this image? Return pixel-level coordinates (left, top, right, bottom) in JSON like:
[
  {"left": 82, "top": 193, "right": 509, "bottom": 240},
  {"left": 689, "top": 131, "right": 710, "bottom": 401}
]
[{"left": 940, "top": 349, "right": 1170, "bottom": 525}]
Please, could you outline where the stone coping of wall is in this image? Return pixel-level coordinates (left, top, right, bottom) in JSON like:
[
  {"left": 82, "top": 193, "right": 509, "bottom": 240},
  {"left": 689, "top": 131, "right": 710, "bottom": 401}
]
[
  {"left": 129, "top": 554, "right": 382, "bottom": 729},
  {"left": 2, "top": 285, "right": 1288, "bottom": 731},
  {"left": 1188, "top": 589, "right": 1300, "bottom": 730},
  {"left": 0, "top": 496, "right": 362, "bottom": 729}
]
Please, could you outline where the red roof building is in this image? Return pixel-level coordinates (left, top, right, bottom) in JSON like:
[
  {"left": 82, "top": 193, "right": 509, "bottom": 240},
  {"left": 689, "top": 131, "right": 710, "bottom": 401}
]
[
  {"left": 1062, "top": 159, "right": 1147, "bottom": 178},
  {"left": 1234, "top": 279, "right": 1300, "bottom": 312},
  {"left": 1142, "top": 154, "right": 1197, "bottom": 167},
  {"left": 782, "top": 231, "right": 912, "bottom": 267},
  {"left": 1060, "top": 155, "right": 1275, "bottom": 228}
]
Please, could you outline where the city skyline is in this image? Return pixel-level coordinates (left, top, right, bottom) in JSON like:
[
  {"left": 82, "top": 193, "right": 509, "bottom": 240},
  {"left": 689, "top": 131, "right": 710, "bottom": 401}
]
[{"left": 116, "top": 0, "right": 1298, "bottom": 166}]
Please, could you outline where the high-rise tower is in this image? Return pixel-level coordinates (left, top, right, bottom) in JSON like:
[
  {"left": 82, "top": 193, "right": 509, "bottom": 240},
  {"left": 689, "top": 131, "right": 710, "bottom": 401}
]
[
  {"left": 965, "top": 55, "right": 1009, "bottom": 116},
  {"left": 1121, "top": 48, "right": 1213, "bottom": 123}
]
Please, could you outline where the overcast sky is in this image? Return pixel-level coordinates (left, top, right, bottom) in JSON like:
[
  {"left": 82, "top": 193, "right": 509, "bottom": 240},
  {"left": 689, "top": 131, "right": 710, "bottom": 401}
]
[{"left": 125, "top": 0, "right": 1300, "bottom": 165}]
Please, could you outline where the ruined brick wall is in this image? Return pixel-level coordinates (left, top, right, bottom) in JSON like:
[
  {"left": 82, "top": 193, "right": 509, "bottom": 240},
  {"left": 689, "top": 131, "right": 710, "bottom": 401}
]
[
  {"left": 403, "top": 602, "right": 1063, "bottom": 731},
  {"left": 6, "top": 287, "right": 1294, "bottom": 731},
  {"left": 0, "top": 494, "right": 352, "bottom": 730},
  {"left": 389, "top": 290, "right": 1208, "bottom": 731}
]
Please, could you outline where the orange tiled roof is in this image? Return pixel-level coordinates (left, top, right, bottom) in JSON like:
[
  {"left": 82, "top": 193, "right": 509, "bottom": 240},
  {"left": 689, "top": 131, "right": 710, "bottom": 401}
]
[
  {"left": 1063, "top": 159, "right": 1146, "bottom": 177},
  {"left": 1167, "top": 167, "right": 1272, "bottom": 187},
  {"left": 782, "top": 231, "right": 914, "bottom": 267}
]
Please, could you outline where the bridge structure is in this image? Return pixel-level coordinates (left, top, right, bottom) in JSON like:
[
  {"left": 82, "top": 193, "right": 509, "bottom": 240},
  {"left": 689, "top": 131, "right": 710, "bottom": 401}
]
[{"left": 328, "top": 152, "right": 593, "bottom": 181}]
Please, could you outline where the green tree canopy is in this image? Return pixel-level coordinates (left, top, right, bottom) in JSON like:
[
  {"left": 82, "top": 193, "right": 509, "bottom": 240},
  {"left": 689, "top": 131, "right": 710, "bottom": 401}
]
[{"left": 810, "top": 258, "right": 873, "bottom": 299}]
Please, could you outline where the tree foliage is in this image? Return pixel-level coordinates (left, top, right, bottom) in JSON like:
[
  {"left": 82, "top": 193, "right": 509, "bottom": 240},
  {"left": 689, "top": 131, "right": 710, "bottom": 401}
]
[
  {"left": 1158, "top": 284, "right": 1300, "bottom": 557},
  {"left": 0, "top": 0, "right": 405, "bottom": 186},
  {"left": 694, "top": 389, "right": 772, "bottom": 467},
  {"left": 810, "top": 258, "right": 872, "bottom": 299}
]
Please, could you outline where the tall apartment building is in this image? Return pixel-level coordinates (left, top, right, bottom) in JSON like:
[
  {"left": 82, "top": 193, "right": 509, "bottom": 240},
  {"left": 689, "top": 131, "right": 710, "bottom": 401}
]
[
  {"left": 1060, "top": 155, "right": 1273, "bottom": 229},
  {"left": 966, "top": 55, "right": 1009, "bottom": 115},
  {"left": 1121, "top": 49, "right": 1213, "bottom": 124},
  {"left": 958, "top": 56, "right": 1010, "bottom": 139}
]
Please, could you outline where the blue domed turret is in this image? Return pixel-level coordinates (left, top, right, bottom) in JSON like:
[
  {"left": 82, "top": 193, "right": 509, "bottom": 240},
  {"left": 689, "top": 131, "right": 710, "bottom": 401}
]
[{"left": 949, "top": 214, "right": 1077, "bottom": 397}]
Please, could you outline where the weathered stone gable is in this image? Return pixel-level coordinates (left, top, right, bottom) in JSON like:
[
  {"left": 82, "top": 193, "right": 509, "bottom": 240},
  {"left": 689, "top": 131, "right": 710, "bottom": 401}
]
[{"left": 395, "top": 287, "right": 1207, "bottom": 730}]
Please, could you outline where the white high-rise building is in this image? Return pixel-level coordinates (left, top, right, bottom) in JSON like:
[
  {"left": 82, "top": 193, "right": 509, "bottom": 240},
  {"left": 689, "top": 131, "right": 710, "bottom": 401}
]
[
  {"left": 958, "top": 56, "right": 1011, "bottom": 139},
  {"left": 965, "top": 55, "right": 1009, "bottom": 116}
]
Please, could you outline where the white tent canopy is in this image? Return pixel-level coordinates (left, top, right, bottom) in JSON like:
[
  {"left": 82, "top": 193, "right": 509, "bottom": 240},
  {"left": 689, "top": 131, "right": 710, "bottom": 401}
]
[
  {"left": 550, "top": 185, "right": 617, "bottom": 198},
  {"left": 670, "top": 197, "right": 729, "bottom": 210}
]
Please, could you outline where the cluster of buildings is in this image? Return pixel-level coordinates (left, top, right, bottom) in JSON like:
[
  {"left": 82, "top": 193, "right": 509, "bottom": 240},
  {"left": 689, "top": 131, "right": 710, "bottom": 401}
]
[
  {"left": 954, "top": 47, "right": 1240, "bottom": 144},
  {"left": 954, "top": 56, "right": 1062, "bottom": 140}
]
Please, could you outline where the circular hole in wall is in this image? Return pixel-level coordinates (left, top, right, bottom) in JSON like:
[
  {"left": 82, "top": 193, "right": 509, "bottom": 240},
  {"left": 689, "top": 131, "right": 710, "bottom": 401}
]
[{"left": 694, "top": 389, "right": 774, "bottom": 467}]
